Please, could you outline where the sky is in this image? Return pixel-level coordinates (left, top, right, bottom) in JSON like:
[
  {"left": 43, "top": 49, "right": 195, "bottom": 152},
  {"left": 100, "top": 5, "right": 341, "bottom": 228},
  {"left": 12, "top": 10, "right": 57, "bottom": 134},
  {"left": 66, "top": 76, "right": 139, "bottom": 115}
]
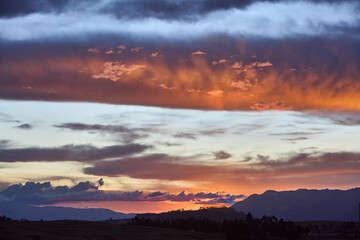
[{"left": 0, "top": 0, "right": 359, "bottom": 213}]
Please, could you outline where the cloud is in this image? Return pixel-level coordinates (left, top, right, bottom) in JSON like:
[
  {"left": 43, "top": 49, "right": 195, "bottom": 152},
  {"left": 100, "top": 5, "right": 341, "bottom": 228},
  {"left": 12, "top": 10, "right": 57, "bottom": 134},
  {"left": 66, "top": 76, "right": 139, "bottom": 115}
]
[
  {"left": 306, "top": 111, "right": 360, "bottom": 125},
  {"left": 0, "top": 143, "right": 149, "bottom": 162},
  {"left": 92, "top": 62, "right": 147, "bottom": 82},
  {"left": 1, "top": 1, "right": 359, "bottom": 41},
  {"left": 192, "top": 51, "right": 207, "bottom": 55},
  {"left": 0, "top": 180, "right": 245, "bottom": 205},
  {"left": 131, "top": 47, "right": 144, "bottom": 52},
  {"left": 213, "top": 151, "right": 232, "bottom": 160},
  {"left": 54, "top": 122, "right": 151, "bottom": 143},
  {"left": 16, "top": 123, "right": 32, "bottom": 129},
  {"left": 0, "top": 140, "right": 11, "bottom": 148},
  {"left": 1, "top": 23, "right": 360, "bottom": 111},
  {"left": 81, "top": 151, "right": 360, "bottom": 192},
  {"left": 173, "top": 132, "right": 197, "bottom": 140},
  {"left": 87, "top": 48, "right": 99, "bottom": 54},
  {"left": 250, "top": 101, "right": 292, "bottom": 111},
  {"left": 83, "top": 154, "right": 234, "bottom": 180}
]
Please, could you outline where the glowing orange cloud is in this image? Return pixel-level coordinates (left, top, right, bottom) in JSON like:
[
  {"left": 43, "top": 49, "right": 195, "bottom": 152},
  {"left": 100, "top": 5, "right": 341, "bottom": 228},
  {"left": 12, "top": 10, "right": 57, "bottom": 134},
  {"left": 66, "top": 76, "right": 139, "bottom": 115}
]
[{"left": 1, "top": 41, "right": 360, "bottom": 111}]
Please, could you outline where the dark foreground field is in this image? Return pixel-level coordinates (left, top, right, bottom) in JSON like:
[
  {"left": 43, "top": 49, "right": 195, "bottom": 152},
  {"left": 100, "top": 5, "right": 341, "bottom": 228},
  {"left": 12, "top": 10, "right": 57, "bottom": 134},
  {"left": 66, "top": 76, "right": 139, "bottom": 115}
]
[
  {"left": 0, "top": 220, "right": 225, "bottom": 240},
  {"left": 1, "top": 220, "right": 359, "bottom": 240}
]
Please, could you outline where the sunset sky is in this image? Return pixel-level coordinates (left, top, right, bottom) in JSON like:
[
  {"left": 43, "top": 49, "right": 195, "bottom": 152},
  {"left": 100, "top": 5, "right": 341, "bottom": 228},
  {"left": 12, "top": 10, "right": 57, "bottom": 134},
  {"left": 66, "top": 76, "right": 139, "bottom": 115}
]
[{"left": 0, "top": 0, "right": 359, "bottom": 213}]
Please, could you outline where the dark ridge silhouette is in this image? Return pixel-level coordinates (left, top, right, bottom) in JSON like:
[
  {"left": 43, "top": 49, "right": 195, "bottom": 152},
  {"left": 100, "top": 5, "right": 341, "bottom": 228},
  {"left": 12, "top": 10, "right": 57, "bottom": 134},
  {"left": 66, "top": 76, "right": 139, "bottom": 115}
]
[
  {"left": 136, "top": 206, "right": 246, "bottom": 222},
  {"left": 231, "top": 188, "right": 360, "bottom": 221},
  {"left": 132, "top": 212, "right": 305, "bottom": 239},
  {"left": 0, "top": 204, "right": 135, "bottom": 221}
]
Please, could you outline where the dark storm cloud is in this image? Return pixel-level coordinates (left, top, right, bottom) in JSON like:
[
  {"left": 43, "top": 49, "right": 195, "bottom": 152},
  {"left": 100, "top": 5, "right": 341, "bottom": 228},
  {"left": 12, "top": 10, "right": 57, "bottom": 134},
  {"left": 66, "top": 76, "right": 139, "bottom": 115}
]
[
  {"left": 1, "top": 0, "right": 356, "bottom": 20},
  {"left": 0, "top": 180, "right": 244, "bottom": 205},
  {"left": 1, "top": 0, "right": 359, "bottom": 41},
  {"left": 54, "top": 123, "right": 152, "bottom": 143},
  {"left": 0, "top": 144, "right": 149, "bottom": 162},
  {"left": 0, "top": 0, "right": 71, "bottom": 18}
]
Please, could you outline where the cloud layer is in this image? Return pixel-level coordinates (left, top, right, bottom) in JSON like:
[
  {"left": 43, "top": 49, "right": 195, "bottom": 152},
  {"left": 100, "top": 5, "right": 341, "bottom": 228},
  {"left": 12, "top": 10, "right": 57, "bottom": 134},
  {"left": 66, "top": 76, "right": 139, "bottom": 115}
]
[
  {"left": 0, "top": 180, "right": 245, "bottom": 205},
  {"left": 0, "top": 0, "right": 359, "bottom": 41},
  {"left": 0, "top": 143, "right": 149, "bottom": 162}
]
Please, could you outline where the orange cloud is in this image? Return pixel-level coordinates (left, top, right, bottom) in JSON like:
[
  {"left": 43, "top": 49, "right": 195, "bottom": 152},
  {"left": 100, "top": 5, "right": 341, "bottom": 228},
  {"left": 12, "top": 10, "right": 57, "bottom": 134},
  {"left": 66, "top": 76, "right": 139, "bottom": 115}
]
[
  {"left": 192, "top": 51, "right": 206, "bottom": 55},
  {"left": 131, "top": 47, "right": 144, "bottom": 52},
  {"left": 117, "top": 45, "right": 126, "bottom": 49},
  {"left": 2, "top": 41, "right": 360, "bottom": 112},
  {"left": 92, "top": 62, "right": 146, "bottom": 82},
  {"left": 87, "top": 48, "right": 99, "bottom": 54}
]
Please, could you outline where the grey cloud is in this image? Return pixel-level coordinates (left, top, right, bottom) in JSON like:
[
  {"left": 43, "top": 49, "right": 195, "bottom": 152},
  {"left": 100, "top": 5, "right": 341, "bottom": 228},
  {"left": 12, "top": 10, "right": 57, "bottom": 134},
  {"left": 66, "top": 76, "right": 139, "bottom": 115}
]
[
  {"left": 83, "top": 154, "right": 232, "bottom": 180},
  {"left": 54, "top": 123, "right": 151, "bottom": 143},
  {"left": 1, "top": 0, "right": 359, "bottom": 41},
  {"left": 0, "top": 113, "right": 20, "bottom": 123},
  {"left": 173, "top": 128, "right": 226, "bottom": 140},
  {"left": 0, "top": 180, "right": 245, "bottom": 205},
  {"left": 17, "top": 123, "right": 32, "bottom": 129},
  {"left": 0, "top": 140, "right": 11, "bottom": 148},
  {"left": 0, "top": 143, "right": 149, "bottom": 162},
  {"left": 173, "top": 132, "right": 197, "bottom": 140},
  {"left": 281, "top": 137, "right": 308, "bottom": 141},
  {"left": 255, "top": 151, "right": 360, "bottom": 174},
  {"left": 82, "top": 151, "right": 360, "bottom": 184},
  {"left": 213, "top": 151, "right": 232, "bottom": 160},
  {"left": 307, "top": 111, "right": 360, "bottom": 126}
]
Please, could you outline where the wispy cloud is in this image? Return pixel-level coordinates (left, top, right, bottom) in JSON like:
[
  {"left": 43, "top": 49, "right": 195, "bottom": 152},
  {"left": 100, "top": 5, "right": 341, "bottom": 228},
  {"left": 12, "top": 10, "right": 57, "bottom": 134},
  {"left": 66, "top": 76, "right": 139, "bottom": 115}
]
[{"left": 0, "top": 144, "right": 149, "bottom": 162}]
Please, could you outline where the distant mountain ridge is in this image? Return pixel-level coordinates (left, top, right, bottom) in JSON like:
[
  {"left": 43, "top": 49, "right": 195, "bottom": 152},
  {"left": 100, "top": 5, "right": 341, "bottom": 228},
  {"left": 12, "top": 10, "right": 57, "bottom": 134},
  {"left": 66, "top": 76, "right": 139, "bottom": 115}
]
[
  {"left": 137, "top": 207, "right": 246, "bottom": 222},
  {"left": 231, "top": 188, "right": 360, "bottom": 221},
  {"left": 0, "top": 204, "right": 135, "bottom": 221}
]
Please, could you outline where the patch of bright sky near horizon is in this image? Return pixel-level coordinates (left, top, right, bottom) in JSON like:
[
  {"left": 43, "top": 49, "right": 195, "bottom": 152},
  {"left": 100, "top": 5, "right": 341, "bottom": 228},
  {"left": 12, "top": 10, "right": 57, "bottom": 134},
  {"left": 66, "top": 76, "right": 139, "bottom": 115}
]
[
  {"left": 0, "top": 1, "right": 359, "bottom": 41},
  {"left": 0, "top": 100, "right": 359, "bottom": 192}
]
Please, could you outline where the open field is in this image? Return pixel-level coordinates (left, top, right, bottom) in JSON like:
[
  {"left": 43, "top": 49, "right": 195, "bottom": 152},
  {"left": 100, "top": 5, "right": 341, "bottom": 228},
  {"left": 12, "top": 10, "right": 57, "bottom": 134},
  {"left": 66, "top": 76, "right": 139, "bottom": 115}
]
[
  {"left": 1, "top": 219, "right": 359, "bottom": 240},
  {"left": 0, "top": 220, "right": 225, "bottom": 240}
]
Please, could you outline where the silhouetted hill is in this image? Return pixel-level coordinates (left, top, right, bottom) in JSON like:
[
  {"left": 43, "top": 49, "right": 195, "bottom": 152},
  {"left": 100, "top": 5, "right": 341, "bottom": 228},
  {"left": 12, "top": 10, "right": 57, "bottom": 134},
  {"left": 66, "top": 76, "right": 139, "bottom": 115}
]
[
  {"left": 231, "top": 188, "right": 360, "bottom": 221},
  {"left": 0, "top": 204, "right": 135, "bottom": 221},
  {"left": 137, "top": 207, "right": 246, "bottom": 222}
]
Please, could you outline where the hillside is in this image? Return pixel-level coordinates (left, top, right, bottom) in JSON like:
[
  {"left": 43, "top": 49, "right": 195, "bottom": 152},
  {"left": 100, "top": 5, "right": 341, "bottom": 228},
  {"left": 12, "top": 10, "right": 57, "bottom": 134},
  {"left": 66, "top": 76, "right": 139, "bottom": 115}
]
[
  {"left": 0, "top": 204, "right": 135, "bottom": 221},
  {"left": 0, "top": 220, "right": 225, "bottom": 240},
  {"left": 231, "top": 188, "right": 360, "bottom": 221},
  {"left": 137, "top": 207, "right": 246, "bottom": 222}
]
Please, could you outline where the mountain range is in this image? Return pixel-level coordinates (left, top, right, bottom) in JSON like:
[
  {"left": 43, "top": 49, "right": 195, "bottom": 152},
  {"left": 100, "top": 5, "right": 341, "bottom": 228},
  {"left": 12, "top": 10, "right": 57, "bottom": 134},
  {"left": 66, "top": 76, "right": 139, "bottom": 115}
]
[
  {"left": 231, "top": 188, "right": 360, "bottom": 221},
  {"left": 0, "top": 204, "right": 135, "bottom": 221}
]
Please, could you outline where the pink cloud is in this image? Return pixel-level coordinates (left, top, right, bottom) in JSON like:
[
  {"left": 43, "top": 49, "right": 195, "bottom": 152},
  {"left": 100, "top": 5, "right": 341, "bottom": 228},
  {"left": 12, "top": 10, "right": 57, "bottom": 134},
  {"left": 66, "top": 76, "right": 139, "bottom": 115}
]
[
  {"left": 105, "top": 50, "right": 114, "bottom": 54},
  {"left": 212, "top": 59, "right": 227, "bottom": 65},
  {"left": 131, "top": 47, "right": 144, "bottom": 52},
  {"left": 87, "top": 48, "right": 99, "bottom": 54},
  {"left": 192, "top": 51, "right": 206, "bottom": 55},
  {"left": 92, "top": 62, "right": 146, "bottom": 81},
  {"left": 256, "top": 61, "right": 273, "bottom": 67},
  {"left": 150, "top": 52, "right": 163, "bottom": 57},
  {"left": 117, "top": 45, "right": 126, "bottom": 49}
]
